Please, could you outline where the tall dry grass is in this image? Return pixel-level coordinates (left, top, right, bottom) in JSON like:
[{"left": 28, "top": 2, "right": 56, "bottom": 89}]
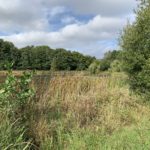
[
  {"left": 25, "top": 72, "right": 150, "bottom": 149},
  {"left": 1, "top": 70, "right": 150, "bottom": 149}
]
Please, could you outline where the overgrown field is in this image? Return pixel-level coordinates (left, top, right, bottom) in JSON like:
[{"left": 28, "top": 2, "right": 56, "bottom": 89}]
[{"left": 1, "top": 72, "right": 150, "bottom": 149}]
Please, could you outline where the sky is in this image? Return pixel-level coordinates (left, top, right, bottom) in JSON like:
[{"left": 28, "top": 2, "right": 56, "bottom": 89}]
[{"left": 0, "top": 0, "right": 137, "bottom": 58}]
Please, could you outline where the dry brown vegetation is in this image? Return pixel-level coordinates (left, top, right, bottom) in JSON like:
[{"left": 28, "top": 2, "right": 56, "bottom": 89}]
[
  {"left": 1, "top": 71, "right": 150, "bottom": 149},
  {"left": 22, "top": 72, "right": 150, "bottom": 149}
]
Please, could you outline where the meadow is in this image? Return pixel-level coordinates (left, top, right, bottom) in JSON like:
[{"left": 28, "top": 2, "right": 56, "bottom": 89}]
[{"left": 1, "top": 71, "right": 150, "bottom": 150}]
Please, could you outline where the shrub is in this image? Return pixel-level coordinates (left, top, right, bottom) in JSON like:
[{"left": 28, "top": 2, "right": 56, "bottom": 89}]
[
  {"left": 88, "top": 60, "right": 101, "bottom": 74},
  {"left": 110, "top": 60, "right": 123, "bottom": 72},
  {"left": 120, "top": 0, "right": 150, "bottom": 98},
  {"left": 0, "top": 63, "right": 35, "bottom": 149}
]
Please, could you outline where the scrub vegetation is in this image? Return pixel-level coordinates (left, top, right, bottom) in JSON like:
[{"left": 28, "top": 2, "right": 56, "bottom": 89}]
[{"left": 1, "top": 0, "right": 150, "bottom": 149}]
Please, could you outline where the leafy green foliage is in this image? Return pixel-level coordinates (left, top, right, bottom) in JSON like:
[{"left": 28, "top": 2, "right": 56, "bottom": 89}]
[
  {"left": 110, "top": 60, "right": 123, "bottom": 72},
  {"left": 0, "top": 39, "right": 20, "bottom": 70},
  {"left": 51, "top": 58, "right": 58, "bottom": 71},
  {"left": 100, "top": 50, "right": 121, "bottom": 71},
  {"left": 0, "top": 63, "right": 34, "bottom": 149},
  {"left": 1, "top": 63, "right": 34, "bottom": 109},
  {"left": 88, "top": 50, "right": 122, "bottom": 73},
  {"left": 0, "top": 39, "right": 95, "bottom": 71},
  {"left": 121, "top": 0, "right": 150, "bottom": 97},
  {"left": 88, "top": 60, "right": 101, "bottom": 74}
]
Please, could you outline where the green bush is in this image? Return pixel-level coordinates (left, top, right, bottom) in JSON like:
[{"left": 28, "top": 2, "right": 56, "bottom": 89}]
[
  {"left": 0, "top": 63, "right": 34, "bottom": 149},
  {"left": 88, "top": 60, "right": 101, "bottom": 74},
  {"left": 99, "top": 59, "right": 110, "bottom": 71},
  {"left": 121, "top": 0, "right": 150, "bottom": 98},
  {"left": 110, "top": 60, "right": 123, "bottom": 72},
  {"left": 98, "top": 50, "right": 122, "bottom": 71}
]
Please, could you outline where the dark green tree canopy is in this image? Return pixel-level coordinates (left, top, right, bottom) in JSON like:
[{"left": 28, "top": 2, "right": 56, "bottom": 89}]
[
  {"left": 0, "top": 39, "right": 19, "bottom": 69},
  {"left": 0, "top": 39, "right": 95, "bottom": 71}
]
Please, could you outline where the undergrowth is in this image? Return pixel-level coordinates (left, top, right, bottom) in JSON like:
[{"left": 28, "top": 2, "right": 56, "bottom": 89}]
[
  {"left": 0, "top": 64, "right": 35, "bottom": 149},
  {"left": 1, "top": 70, "right": 150, "bottom": 149}
]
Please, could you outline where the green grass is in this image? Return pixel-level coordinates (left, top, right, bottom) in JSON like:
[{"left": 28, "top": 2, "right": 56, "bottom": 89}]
[
  {"left": 0, "top": 112, "right": 32, "bottom": 149},
  {"left": 40, "top": 121, "right": 150, "bottom": 150}
]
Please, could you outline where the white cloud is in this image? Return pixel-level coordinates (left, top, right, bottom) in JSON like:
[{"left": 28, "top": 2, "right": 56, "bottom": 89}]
[
  {"left": 49, "top": 6, "right": 66, "bottom": 17},
  {"left": 0, "top": 15, "right": 126, "bottom": 57},
  {"left": 0, "top": 0, "right": 136, "bottom": 32},
  {"left": 44, "top": 0, "right": 136, "bottom": 16},
  {"left": 61, "top": 16, "right": 79, "bottom": 24},
  {"left": 0, "top": 0, "right": 48, "bottom": 31},
  {"left": 0, "top": 0, "right": 137, "bottom": 57}
]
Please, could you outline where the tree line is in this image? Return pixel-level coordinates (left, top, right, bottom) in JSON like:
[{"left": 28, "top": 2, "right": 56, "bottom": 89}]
[{"left": 0, "top": 39, "right": 95, "bottom": 70}]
